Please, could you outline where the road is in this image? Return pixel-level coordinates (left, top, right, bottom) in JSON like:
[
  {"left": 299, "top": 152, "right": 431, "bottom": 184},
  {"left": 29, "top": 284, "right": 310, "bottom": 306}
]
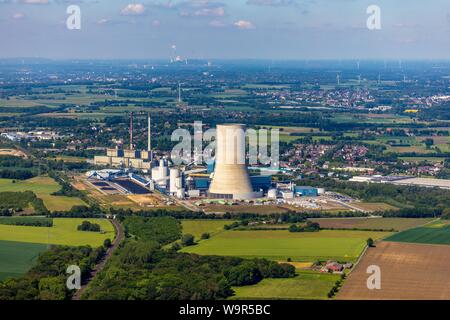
[{"left": 72, "top": 218, "right": 124, "bottom": 300}]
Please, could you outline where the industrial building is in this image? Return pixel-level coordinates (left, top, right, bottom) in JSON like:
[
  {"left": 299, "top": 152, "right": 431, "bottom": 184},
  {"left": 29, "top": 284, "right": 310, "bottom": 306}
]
[
  {"left": 350, "top": 175, "right": 450, "bottom": 190},
  {"left": 94, "top": 112, "right": 153, "bottom": 170}
]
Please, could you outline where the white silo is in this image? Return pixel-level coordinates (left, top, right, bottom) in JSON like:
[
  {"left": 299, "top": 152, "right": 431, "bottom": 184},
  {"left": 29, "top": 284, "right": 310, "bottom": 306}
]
[
  {"left": 169, "top": 168, "right": 180, "bottom": 194},
  {"left": 158, "top": 159, "right": 168, "bottom": 187},
  {"left": 208, "top": 124, "right": 256, "bottom": 200},
  {"left": 267, "top": 188, "right": 278, "bottom": 199}
]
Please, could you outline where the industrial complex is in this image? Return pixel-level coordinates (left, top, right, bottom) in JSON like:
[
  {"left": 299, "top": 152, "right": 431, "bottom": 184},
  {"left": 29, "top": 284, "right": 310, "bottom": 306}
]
[{"left": 88, "top": 117, "right": 326, "bottom": 209}]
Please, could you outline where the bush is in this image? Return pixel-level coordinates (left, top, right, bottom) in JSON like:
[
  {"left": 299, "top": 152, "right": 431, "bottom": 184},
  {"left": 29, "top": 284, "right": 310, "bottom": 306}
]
[
  {"left": 77, "top": 221, "right": 101, "bottom": 232},
  {"left": 200, "top": 233, "right": 210, "bottom": 240},
  {"left": 181, "top": 234, "right": 195, "bottom": 247},
  {"left": 103, "top": 238, "right": 112, "bottom": 248},
  {"left": 226, "top": 262, "right": 263, "bottom": 286}
]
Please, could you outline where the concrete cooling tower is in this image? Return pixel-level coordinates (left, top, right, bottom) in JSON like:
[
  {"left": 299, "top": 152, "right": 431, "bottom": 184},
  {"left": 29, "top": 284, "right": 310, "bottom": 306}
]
[{"left": 208, "top": 124, "right": 257, "bottom": 200}]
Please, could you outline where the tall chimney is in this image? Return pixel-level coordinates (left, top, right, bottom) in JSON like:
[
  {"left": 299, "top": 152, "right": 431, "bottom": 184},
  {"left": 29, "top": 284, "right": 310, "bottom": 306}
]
[
  {"left": 129, "top": 112, "right": 133, "bottom": 150},
  {"left": 147, "top": 112, "right": 151, "bottom": 152}
]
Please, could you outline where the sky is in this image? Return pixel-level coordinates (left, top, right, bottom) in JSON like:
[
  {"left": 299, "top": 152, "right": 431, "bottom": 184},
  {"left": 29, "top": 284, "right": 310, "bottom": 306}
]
[{"left": 1, "top": 0, "right": 450, "bottom": 60}]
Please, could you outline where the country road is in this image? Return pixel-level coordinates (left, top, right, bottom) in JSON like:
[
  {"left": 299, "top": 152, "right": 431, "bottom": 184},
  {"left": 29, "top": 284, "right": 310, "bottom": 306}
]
[{"left": 72, "top": 218, "right": 124, "bottom": 300}]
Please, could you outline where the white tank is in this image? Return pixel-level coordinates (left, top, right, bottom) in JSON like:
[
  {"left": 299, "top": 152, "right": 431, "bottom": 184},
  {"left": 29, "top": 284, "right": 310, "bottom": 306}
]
[
  {"left": 169, "top": 168, "right": 180, "bottom": 194},
  {"left": 176, "top": 189, "right": 185, "bottom": 199},
  {"left": 267, "top": 189, "right": 278, "bottom": 199},
  {"left": 151, "top": 167, "right": 160, "bottom": 181},
  {"left": 158, "top": 160, "right": 168, "bottom": 187},
  {"left": 317, "top": 188, "right": 325, "bottom": 195}
]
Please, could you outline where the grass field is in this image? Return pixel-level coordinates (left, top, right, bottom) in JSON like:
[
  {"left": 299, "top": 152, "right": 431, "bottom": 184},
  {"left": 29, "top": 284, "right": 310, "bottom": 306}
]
[
  {"left": 181, "top": 220, "right": 234, "bottom": 239},
  {"left": 231, "top": 270, "right": 340, "bottom": 300},
  {"left": 309, "top": 218, "right": 434, "bottom": 232},
  {"left": 181, "top": 229, "right": 390, "bottom": 262},
  {"left": 0, "top": 177, "right": 86, "bottom": 211},
  {"left": 385, "top": 220, "right": 450, "bottom": 245},
  {"left": 0, "top": 240, "right": 47, "bottom": 280},
  {"left": 0, "top": 218, "right": 115, "bottom": 247}
]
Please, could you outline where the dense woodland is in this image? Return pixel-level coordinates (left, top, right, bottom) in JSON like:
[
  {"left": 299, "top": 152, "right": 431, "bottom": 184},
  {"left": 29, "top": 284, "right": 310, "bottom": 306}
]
[
  {"left": 0, "top": 246, "right": 105, "bottom": 300},
  {"left": 83, "top": 216, "right": 295, "bottom": 300}
]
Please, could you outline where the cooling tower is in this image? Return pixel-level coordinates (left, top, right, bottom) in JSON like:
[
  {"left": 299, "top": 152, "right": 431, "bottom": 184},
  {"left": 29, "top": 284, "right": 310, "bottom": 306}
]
[{"left": 208, "top": 124, "right": 256, "bottom": 200}]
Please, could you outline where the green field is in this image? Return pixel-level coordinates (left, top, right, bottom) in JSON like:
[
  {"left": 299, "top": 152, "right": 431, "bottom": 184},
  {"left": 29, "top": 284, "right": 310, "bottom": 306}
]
[
  {"left": 0, "top": 176, "right": 86, "bottom": 211},
  {"left": 181, "top": 220, "right": 234, "bottom": 239},
  {"left": 385, "top": 220, "right": 450, "bottom": 245},
  {"left": 181, "top": 229, "right": 389, "bottom": 262},
  {"left": 231, "top": 270, "right": 340, "bottom": 300},
  {"left": 0, "top": 240, "right": 47, "bottom": 280},
  {"left": 0, "top": 218, "right": 115, "bottom": 247}
]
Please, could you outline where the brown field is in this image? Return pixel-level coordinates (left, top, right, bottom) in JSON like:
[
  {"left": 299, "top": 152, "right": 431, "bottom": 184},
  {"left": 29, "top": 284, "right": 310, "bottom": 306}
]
[
  {"left": 310, "top": 217, "right": 432, "bottom": 231},
  {"left": 278, "top": 261, "right": 313, "bottom": 269},
  {"left": 350, "top": 202, "right": 397, "bottom": 212},
  {"left": 338, "top": 241, "right": 450, "bottom": 300},
  {"left": 0, "top": 148, "right": 27, "bottom": 158},
  {"left": 202, "top": 204, "right": 290, "bottom": 214},
  {"left": 127, "top": 194, "right": 163, "bottom": 206}
]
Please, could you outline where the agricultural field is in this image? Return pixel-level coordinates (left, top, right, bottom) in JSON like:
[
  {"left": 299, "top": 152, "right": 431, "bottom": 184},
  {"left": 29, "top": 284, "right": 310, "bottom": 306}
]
[
  {"left": 339, "top": 241, "right": 450, "bottom": 299},
  {"left": 231, "top": 270, "right": 340, "bottom": 300},
  {"left": 180, "top": 220, "right": 234, "bottom": 239},
  {"left": 0, "top": 218, "right": 115, "bottom": 247},
  {"left": 181, "top": 229, "right": 390, "bottom": 262},
  {"left": 385, "top": 220, "right": 450, "bottom": 245},
  {"left": 0, "top": 240, "right": 47, "bottom": 280},
  {"left": 0, "top": 176, "right": 86, "bottom": 212},
  {"left": 309, "top": 217, "right": 434, "bottom": 232},
  {"left": 201, "top": 204, "right": 291, "bottom": 214},
  {"left": 349, "top": 202, "right": 397, "bottom": 212}
]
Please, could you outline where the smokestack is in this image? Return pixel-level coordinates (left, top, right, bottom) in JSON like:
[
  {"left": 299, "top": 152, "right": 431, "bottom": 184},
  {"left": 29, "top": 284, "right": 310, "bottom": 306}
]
[
  {"left": 208, "top": 124, "right": 255, "bottom": 200},
  {"left": 147, "top": 112, "right": 151, "bottom": 152},
  {"left": 129, "top": 112, "right": 133, "bottom": 150}
]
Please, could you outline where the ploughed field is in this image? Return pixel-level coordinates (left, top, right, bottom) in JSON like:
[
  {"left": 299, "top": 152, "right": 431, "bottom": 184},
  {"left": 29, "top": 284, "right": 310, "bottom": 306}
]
[
  {"left": 309, "top": 217, "right": 434, "bottom": 232},
  {"left": 338, "top": 241, "right": 450, "bottom": 300}
]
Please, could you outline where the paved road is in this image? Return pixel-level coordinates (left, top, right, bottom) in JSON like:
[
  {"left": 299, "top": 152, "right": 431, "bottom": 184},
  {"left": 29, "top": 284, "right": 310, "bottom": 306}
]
[{"left": 72, "top": 219, "right": 124, "bottom": 300}]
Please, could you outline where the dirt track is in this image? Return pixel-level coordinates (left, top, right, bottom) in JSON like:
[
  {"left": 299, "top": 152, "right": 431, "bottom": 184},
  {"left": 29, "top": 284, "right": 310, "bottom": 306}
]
[
  {"left": 338, "top": 241, "right": 450, "bottom": 300},
  {"left": 72, "top": 219, "right": 124, "bottom": 300}
]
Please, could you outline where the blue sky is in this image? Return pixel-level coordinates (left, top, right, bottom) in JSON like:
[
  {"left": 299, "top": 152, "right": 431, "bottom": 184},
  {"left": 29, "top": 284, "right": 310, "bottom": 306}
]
[{"left": 1, "top": 0, "right": 450, "bottom": 59}]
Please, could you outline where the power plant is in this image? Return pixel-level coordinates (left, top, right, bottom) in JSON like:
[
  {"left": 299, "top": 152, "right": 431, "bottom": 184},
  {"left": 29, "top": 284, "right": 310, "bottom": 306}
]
[
  {"left": 94, "top": 112, "right": 153, "bottom": 170},
  {"left": 208, "top": 124, "right": 260, "bottom": 200},
  {"left": 90, "top": 122, "right": 324, "bottom": 204}
]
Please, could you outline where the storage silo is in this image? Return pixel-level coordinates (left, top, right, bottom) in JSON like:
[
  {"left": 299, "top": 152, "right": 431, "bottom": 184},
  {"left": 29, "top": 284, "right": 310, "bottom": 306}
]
[
  {"left": 169, "top": 168, "right": 180, "bottom": 194},
  {"left": 208, "top": 124, "right": 256, "bottom": 200}
]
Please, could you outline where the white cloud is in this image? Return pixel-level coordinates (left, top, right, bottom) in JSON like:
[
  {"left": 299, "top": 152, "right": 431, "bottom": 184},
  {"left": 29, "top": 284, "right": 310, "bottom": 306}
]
[
  {"left": 193, "top": 7, "right": 225, "bottom": 17},
  {"left": 152, "top": 19, "right": 161, "bottom": 26},
  {"left": 20, "top": 0, "right": 49, "bottom": 4},
  {"left": 97, "top": 18, "right": 110, "bottom": 24},
  {"left": 121, "top": 4, "right": 146, "bottom": 16},
  {"left": 209, "top": 19, "right": 226, "bottom": 28},
  {"left": 247, "top": 0, "right": 296, "bottom": 6},
  {"left": 12, "top": 12, "right": 25, "bottom": 19},
  {"left": 234, "top": 20, "right": 255, "bottom": 29}
]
